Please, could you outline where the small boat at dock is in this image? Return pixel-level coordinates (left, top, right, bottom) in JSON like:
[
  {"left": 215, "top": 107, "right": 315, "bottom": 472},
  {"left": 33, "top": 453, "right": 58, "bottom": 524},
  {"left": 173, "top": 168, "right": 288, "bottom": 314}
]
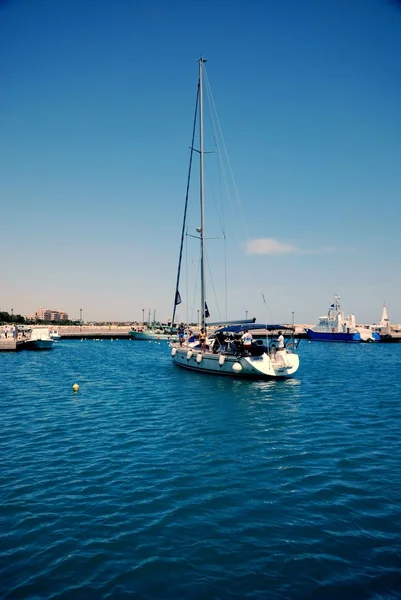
[{"left": 29, "top": 328, "right": 54, "bottom": 350}]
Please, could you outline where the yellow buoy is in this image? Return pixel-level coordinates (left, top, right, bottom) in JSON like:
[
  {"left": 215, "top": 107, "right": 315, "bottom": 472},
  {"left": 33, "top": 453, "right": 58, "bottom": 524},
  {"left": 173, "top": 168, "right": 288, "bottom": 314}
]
[{"left": 72, "top": 383, "right": 79, "bottom": 392}]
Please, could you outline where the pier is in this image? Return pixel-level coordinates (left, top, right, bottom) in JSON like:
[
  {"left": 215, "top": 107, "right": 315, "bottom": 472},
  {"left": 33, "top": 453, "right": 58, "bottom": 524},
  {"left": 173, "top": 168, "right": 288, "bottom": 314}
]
[
  {"left": 0, "top": 338, "right": 28, "bottom": 351},
  {"left": 0, "top": 326, "right": 133, "bottom": 351},
  {"left": 55, "top": 326, "right": 132, "bottom": 340}
]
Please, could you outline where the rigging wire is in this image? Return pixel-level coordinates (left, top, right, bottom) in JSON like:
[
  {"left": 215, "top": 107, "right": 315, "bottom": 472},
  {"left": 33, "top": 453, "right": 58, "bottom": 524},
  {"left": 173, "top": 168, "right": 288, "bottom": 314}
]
[
  {"left": 202, "top": 158, "right": 228, "bottom": 320},
  {"left": 205, "top": 65, "right": 278, "bottom": 325},
  {"left": 224, "top": 232, "right": 227, "bottom": 320},
  {"left": 203, "top": 66, "right": 249, "bottom": 322},
  {"left": 261, "top": 291, "right": 274, "bottom": 324},
  {"left": 185, "top": 226, "right": 189, "bottom": 326},
  {"left": 203, "top": 66, "right": 250, "bottom": 242},
  {"left": 202, "top": 69, "right": 231, "bottom": 321},
  {"left": 190, "top": 250, "right": 201, "bottom": 325},
  {"left": 205, "top": 246, "right": 222, "bottom": 323},
  {"left": 172, "top": 85, "right": 199, "bottom": 326},
  {"left": 177, "top": 64, "right": 273, "bottom": 328}
]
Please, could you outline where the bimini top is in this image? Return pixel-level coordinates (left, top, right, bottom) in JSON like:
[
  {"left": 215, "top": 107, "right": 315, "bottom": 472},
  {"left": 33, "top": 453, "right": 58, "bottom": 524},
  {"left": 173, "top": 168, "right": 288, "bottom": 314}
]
[{"left": 215, "top": 323, "right": 293, "bottom": 334}]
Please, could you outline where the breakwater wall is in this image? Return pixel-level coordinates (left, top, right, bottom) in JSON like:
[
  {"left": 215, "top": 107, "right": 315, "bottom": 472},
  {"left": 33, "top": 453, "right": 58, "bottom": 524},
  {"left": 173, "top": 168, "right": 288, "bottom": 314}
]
[
  {"left": 2, "top": 325, "right": 400, "bottom": 352},
  {"left": 57, "top": 326, "right": 132, "bottom": 339}
]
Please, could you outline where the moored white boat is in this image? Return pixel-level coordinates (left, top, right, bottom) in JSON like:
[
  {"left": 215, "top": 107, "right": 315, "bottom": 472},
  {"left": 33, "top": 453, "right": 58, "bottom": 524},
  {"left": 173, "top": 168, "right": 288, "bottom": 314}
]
[
  {"left": 49, "top": 329, "right": 61, "bottom": 340},
  {"left": 129, "top": 326, "right": 178, "bottom": 341},
  {"left": 29, "top": 328, "right": 54, "bottom": 349}
]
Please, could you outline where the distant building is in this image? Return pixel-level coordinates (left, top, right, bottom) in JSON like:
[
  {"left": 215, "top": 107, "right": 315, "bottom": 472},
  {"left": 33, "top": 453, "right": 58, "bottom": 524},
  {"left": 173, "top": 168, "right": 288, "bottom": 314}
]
[{"left": 35, "top": 307, "right": 68, "bottom": 321}]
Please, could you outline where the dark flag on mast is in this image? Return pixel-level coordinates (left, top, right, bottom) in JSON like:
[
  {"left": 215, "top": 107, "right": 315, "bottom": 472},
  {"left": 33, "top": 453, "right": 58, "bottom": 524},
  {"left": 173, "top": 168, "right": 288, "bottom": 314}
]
[
  {"left": 175, "top": 291, "right": 182, "bottom": 306},
  {"left": 205, "top": 302, "right": 210, "bottom": 318}
]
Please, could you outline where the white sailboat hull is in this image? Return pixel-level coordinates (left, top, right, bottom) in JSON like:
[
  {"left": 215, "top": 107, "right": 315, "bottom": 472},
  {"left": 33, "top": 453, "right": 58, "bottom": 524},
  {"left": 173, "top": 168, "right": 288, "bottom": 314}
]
[{"left": 171, "top": 347, "right": 299, "bottom": 379}]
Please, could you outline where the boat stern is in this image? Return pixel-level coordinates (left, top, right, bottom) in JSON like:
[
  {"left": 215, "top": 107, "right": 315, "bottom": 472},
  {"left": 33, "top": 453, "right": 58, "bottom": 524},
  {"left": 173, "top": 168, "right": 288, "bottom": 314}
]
[{"left": 243, "top": 350, "right": 299, "bottom": 377}]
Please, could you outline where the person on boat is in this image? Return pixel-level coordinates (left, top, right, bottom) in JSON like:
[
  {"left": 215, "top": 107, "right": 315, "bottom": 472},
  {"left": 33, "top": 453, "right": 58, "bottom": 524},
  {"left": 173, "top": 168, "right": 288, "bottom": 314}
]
[
  {"left": 178, "top": 323, "right": 185, "bottom": 347},
  {"left": 199, "top": 328, "right": 206, "bottom": 352},
  {"left": 277, "top": 331, "right": 285, "bottom": 350},
  {"left": 241, "top": 329, "right": 253, "bottom": 354}
]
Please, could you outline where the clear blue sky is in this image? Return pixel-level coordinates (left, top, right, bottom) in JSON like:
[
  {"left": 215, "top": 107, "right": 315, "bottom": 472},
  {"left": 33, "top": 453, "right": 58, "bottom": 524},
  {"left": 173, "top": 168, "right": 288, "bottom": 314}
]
[{"left": 1, "top": 0, "right": 400, "bottom": 324}]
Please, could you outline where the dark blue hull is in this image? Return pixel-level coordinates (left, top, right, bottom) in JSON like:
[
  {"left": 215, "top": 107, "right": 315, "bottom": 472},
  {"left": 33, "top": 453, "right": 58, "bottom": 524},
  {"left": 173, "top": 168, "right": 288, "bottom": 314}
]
[{"left": 306, "top": 329, "right": 361, "bottom": 343}]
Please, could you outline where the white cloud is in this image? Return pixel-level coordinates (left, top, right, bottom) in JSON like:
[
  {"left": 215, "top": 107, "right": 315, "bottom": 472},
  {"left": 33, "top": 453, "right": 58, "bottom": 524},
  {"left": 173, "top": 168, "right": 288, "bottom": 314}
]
[
  {"left": 245, "top": 238, "right": 337, "bottom": 255},
  {"left": 246, "top": 238, "right": 297, "bottom": 255}
]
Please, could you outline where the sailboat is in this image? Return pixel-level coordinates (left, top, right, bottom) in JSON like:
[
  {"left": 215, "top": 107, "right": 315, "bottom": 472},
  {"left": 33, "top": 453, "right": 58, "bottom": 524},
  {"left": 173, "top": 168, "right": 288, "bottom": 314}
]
[
  {"left": 129, "top": 310, "right": 178, "bottom": 341},
  {"left": 129, "top": 325, "right": 178, "bottom": 342},
  {"left": 169, "top": 58, "right": 300, "bottom": 379}
]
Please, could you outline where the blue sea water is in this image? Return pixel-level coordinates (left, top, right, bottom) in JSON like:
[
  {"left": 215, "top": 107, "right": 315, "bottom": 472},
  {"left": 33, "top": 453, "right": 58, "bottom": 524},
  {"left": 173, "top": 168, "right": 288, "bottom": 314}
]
[{"left": 1, "top": 340, "right": 401, "bottom": 599}]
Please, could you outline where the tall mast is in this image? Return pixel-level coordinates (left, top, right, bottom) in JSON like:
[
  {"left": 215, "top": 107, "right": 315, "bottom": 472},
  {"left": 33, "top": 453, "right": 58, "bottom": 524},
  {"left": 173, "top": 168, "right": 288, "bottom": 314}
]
[{"left": 199, "top": 57, "right": 207, "bottom": 329}]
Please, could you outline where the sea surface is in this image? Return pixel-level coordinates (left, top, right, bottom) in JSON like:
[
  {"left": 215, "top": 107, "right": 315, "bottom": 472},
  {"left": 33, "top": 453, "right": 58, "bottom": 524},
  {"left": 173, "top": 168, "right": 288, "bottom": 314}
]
[{"left": 1, "top": 340, "right": 401, "bottom": 599}]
